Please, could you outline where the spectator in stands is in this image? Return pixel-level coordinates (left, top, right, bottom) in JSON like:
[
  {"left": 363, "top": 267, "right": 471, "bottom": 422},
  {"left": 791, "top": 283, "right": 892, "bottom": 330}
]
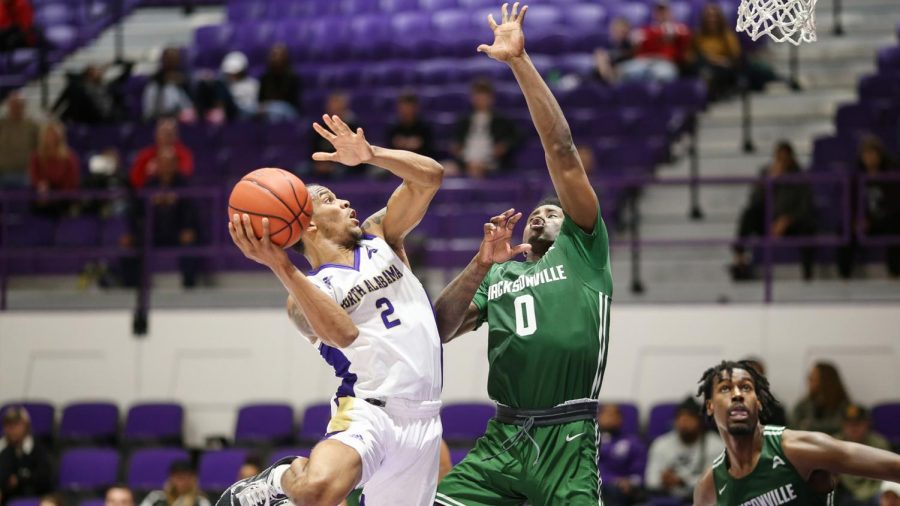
[
  {"left": 594, "top": 17, "right": 636, "bottom": 84},
  {"left": 645, "top": 397, "right": 722, "bottom": 503},
  {"left": 105, "top": 485, "right": 135, "bottom": 506},
  {"left": 730, "top": 140, "right": 817, "bottom": 281},
  {"left": 142, "top": 47, "right": 194, "bottom": 122},
  {"left": 620, "top": 0, "right": 693, "bottom": 83},
  {"left": 220, "top": 51, "right": 258, "bottom": 119},
  {"left": 30, "top": 119, "right": 80, "bottom": 218},
  {"left": 694, "top": 4, "right": 740, "bottom": 101},
  {"left": 140, "top": 460, "right": 210, "bottom": 506},
  {"left": 837, "top": 135, "right": 900, "bottom": 279},
  {"left": 792, "top": 361, "right": 850, "bottom": 435},
  {"left": 388, "top": 92, "right": 433, "bottom": 157},
  {"left": 742, "top": 357, "right": 788, "bottom": 426},
  {"left": 0, "top": 407, "right": 53, "bottom": 505},
  {"left": 882, "top": 482, "right": 900, "bottom": 506},
  {"left": 0, "top": 0, "right": 35, "bottom": 52},
  {"left": 130, "top": 118, "right": 194, "bottom": 190},
  {"left": 597, "top": 404, "right": 646, "bottom": 506},
  {"left": 53, "top": 61, "right": 134, "bottom": 124},
  {"left": 834, "top": 404, "right": 891, "bottom": 506},
  {"left": 38, "top": 495, "right": 65, "bottom": 506},
  {"left": 308, "top": 92, "right": 358, "bottom": 180},
  {"left": 237, "top": 456, "right": 261, "bottom": 481},
  {"left": 145, "top": 147, "right": 200, "bottom": 289},
  {"left": 452, "top": 79, "right": 520, "bottom": 178},
  {"left": 0, "top": 91, "right": 39, "bottom": 188},
  {"left": 258, "top": 43, "right": 301, "bottom": 123}
]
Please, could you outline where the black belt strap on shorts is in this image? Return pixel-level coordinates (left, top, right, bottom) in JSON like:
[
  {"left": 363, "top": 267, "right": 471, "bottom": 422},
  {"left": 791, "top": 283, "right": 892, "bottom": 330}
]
[
  {"left": 486, "top": 400, "right": 598, "bottom": 466},
  {"left": 495, "top": 400, "right": 598, "bottom": 427}
]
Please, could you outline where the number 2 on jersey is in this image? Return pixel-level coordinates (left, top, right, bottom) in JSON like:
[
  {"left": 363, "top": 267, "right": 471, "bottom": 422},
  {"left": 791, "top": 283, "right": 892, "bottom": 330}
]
[
  {"left": 375, "top": 297, "right": 401, "bottom": 329},
  {"left": 514, "top": 294, "right": 537, "bottom": 336}
]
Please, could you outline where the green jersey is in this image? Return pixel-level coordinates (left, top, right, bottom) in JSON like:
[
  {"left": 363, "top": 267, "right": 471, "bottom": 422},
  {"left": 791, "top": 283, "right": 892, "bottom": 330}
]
[
  {"left": 713, "top": 426, "right": 835, "bottom": 506},
  {"left": 472, "top": 207, "right": 612, "bottom": 409}
]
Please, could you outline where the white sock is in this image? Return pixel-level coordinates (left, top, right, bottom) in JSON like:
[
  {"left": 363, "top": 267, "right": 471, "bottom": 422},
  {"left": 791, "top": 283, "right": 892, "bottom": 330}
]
[{"left": 269, "top": 464, "right": 290, "bottom": 495}]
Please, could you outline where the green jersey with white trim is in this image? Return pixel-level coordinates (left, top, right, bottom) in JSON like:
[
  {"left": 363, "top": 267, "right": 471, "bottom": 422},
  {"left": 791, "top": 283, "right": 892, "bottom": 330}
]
[
  {"left": 713, "top": 426, "right": 835, "bottom": 506},
  {"left": 472, "top": 207, "right": 612, "bottom": 409}
]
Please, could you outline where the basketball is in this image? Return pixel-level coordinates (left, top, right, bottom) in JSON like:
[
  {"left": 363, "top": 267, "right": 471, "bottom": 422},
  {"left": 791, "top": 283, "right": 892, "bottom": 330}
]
[{"left": 228, "top": 168, "right": 313, "bottom": 249}]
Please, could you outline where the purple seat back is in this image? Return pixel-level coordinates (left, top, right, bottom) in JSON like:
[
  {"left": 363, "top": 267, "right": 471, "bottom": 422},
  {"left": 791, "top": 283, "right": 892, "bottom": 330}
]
[
  {"left": 268, "top": 447, "right": 313, "bottom": 465},
  {"left": 235, "top": 404, "right": 295, "bottom": 443},
  {"left": 440, "top": 402, "right": 495, "bottom": 442},
  {"left": 0, "top": 402, "right": 54, "bottom": 440},
  {"left": 124, "top": 403, "right": 184, "bottom": 443},
  {"left": 127, "top": 448, "right": 190, "bottom": 492},
  {"left": 647, "top": 402, "right": 680, "bottom": 441},
  {"left": 871, "top": 402, "right": 900, "bottom": 444},
  {"left": 60, "top": 402, "right": 119, "bottom": 443},
  {"left": 59, "top": 448, "right": 120, "bottom": 491},
  {"left": 298, "top": 403, "right": 331, "bottom": 442},
  {"left": 55, "top": 217, "right": 101, "bottom": 247},
  {"left": 7, "top": 499, "right": 41, "bottom": 506},
  {"left": 198, "top": 449, "right": 249, "bottom": 492}
]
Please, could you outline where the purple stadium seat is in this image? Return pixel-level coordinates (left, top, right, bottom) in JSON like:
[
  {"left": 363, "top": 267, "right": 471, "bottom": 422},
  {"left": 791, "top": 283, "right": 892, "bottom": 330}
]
[
  {"left": 564, "top": 3, "right": 607, "bottom": 32},
  {"left": 59, "top": 448, "right": 120, "bottom": 492},
  {"left": 662, "top": 79, "right": 708, "bottom": 113},
  {"left": 127, "top": 448, "right": 190, "bottom": 492},
  {"left": 811, "top": 135, "right": 854, "bottom": 172},
  {"left": 198, "top": 449, "right": 249, "bottom": 493},
  {"left": 858, "top": 74, "right": 899, "bottom": 103},
  {"left": 0, "top": 402, "right": 54, "bottom": 441},
  {"left": 521, "top": 4, "right": 563, "bottom": 29},
  {"left": 227, "top": 1, "right": 267, "bottom": 22},
  {"left": 7, "top": 499, "right": 40, "bottom": 506},
  {"left": 60, "top": 402, "right": 119, "bottom": 444},
  {"left": 4, "top": 215, "right": 55, "bottom": 248},
  {"left": 440, "top": 402, "right": 495, "bottom": 443},
  {"left": 612, "top": 2, "right": 651, "bottom": 27},
  {"left": 235, "top": 404, "right": 295, "bottom": 444},
  {"left": 456, "top": 0, "right": 495, "bottom": 8},
  {"left": 80, "top": 499, "right": 104, "bottom": 506},
  {"left": 124, "top": 403, "right": 184, "bottom": 445},
  {"left": 419, "top": 0, "right": 457, "bottom": 9},
  {"left": 871, "top": 402, "right": 900, "bottom": 445},
  {"left": 268, "top": 447, "right": 313, "bottom": 464},
  {"left": 339, "top": 0, "right": 380, "bottom": 14},
  {"left": 35, "top": 4, "right": 74, "bottom": 26},
  {"left": 298, "top": 403, "right": 332, "bottom": 442},
  {"left": 379, "top": 0, "right": 419, "bottom": 12},
  {"left": 449, "top": 447, "right": 471, "bottom": 465},
  {"left": 646, "top": 402, "right": 679, "bottom": 441},
  {"left": 836, "top": 103, "right": 874, "bottom": 137},
  {"left": 55, "top": 217, "right": 101, "bottom": 247},
  {"left": 668, "top": 0, "right": 694, "bottom": 23},
  {"left": 876, "top": 46, "right": 900, "bottom": 75}
]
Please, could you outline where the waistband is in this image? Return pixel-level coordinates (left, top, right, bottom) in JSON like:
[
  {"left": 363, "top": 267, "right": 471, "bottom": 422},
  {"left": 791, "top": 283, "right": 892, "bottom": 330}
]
[
  {"left": 495, "top": 400, "right": 598, "bottom": 427},
  {"left": 363, "top": 397, "right": 442, "bottom": 419}
]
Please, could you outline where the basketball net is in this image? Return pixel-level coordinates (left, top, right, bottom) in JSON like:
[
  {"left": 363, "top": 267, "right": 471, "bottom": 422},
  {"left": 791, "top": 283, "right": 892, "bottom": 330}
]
[{"left": 736, "top": 0, "right": 817, "bottom": 45}]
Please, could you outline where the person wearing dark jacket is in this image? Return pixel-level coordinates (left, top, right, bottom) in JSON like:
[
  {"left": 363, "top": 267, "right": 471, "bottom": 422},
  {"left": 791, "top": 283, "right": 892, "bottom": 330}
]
[
  {"left": 258, "top": 43, "right": 301, "bottom": 122},
  {"left": 837, "top": 135, "right": 900, "bottom": 278},
  {"left": 731, "top": 140, "right": 817, "bottom": 280},
  {"left": 452, "top": 79, "right": 520, "bottom": 178},
  {"left": 53, "top": 61, "right": 134, "bottom": 124},
  {"left": 0, "top": 407, "right": 53, "bottom": 505}
]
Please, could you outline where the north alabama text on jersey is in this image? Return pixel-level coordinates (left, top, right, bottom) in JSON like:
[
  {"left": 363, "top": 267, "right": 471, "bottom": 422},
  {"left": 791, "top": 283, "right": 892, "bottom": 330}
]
[
  {"left": 487, "top": 265, "right": 567, "bottom": 301},
  {"left": 340, "top": 265, "right": 405, "bottom": 309}
]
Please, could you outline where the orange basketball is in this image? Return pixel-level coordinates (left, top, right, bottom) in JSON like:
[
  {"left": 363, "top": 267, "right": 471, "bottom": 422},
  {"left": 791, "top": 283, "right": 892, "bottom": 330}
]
[{"left": 228, "top": 168, "right": 313, "bottom": 249}]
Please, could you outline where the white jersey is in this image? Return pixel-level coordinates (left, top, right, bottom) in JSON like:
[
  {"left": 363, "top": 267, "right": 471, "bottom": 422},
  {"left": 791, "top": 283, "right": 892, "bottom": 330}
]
[{"left": 304, "top": 234, "right": 442, "bottom": 402}]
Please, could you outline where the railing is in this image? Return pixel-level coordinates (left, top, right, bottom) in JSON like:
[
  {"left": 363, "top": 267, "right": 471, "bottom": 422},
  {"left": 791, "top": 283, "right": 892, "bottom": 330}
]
[{"left": 2, "top": 173, "right": 899, "bottom": 326}]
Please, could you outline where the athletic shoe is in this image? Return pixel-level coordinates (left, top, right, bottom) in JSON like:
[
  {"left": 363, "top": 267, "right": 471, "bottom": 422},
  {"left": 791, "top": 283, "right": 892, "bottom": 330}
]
[{"left": 217, "top": 456, "right": 298, "bottom": 506}]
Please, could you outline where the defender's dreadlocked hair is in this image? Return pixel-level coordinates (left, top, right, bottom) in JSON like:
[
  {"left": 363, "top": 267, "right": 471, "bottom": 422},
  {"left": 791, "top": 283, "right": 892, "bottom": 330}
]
[{"left": 697, "top": 360, "right": 783, "bottom": 425}]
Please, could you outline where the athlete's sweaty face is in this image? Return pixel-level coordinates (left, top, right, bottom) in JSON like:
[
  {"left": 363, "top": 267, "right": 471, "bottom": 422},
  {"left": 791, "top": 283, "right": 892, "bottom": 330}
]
[
  {"left": 708, "top": 368, "right": 761, "bottom": 436},
  {"left": 309, "top": 185, "right": 362, "bottom": 249},
  {"left": 522, "top": 205, "right": 563, "bottom": 256}
]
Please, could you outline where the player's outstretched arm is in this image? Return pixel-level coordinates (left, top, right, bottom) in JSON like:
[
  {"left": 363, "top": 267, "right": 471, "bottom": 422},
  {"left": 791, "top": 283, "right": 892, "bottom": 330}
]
[
  {"left": 783, "top": 429, "right": 900, "bottom": 482},
  {"left": 479, "top": 2, "right": 599, "bottom": 232},
  {"left": 693, "top": 469, "right": 717, "bottom": 506},
  {"left": 435, "top": 209, "right": 530, "bottom": 342},
  {"left": 312, "top": 114, "right": 443, "bottom": 254},
  {"left": 230, "top": 214, "right": 359, "bottom": 348}
]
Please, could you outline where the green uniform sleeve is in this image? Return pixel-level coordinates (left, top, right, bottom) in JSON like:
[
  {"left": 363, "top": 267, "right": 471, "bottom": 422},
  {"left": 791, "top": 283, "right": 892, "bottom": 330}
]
[
  {"left": 559, "top": 205, "right": 609, "bottom": 270},
  {"left": 470, "top": 267, "right": 492, "bottom": 330}
]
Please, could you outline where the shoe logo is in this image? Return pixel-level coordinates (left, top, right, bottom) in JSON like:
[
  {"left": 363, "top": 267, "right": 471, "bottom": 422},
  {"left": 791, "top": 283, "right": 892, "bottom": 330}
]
[
  {"left": 565, "top": 432, "right": 585, "bottom": 442},
  {"left": 719, "top": 484, "right": 728, "bottom": 495},
  {"left": 773, "top": 456, "right": 786, "bottom": 469}
]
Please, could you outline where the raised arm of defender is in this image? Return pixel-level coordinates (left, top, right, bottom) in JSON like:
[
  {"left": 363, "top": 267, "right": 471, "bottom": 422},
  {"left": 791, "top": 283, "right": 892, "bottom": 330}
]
[
  {"left": 312, "top": 114, "right": 443, "bottom": 260},
  {"left": 782, "top": 430, "right": 900, "bottom": 482},
  {"left": 480, "top": 2, "right": 599, "bottom": 232}
]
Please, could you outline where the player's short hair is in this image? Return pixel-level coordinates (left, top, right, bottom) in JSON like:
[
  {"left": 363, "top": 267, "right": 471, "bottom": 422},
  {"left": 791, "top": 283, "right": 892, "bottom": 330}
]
[
  {"left": 291, "top": 184, "right": 323, "bottom": 255},
  {"left": 471, "top": 78, "right": 494, "bottom": 95},
  {"left": 697, "top": 360, "right": 782, "bottom": 425},
  {"left": 534, "top": 195, "right": 562, "bottom": 210}
]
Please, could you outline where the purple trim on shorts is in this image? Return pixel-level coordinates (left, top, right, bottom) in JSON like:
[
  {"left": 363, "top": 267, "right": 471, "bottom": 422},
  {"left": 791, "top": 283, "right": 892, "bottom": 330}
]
[{"left": 319, "top": 346, "right": 357, "bottom": 399}]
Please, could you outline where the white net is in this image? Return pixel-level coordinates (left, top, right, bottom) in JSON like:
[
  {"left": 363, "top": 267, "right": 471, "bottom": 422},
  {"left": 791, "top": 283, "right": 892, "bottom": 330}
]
[{"left": 736, "top": 0, "right": 818, "bottom": 45}]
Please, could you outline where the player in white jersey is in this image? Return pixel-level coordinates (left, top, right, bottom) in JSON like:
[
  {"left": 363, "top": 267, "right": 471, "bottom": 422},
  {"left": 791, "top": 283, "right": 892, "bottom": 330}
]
[{"left": 221, "top": 114, "right": 444, "bottom": 506}]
